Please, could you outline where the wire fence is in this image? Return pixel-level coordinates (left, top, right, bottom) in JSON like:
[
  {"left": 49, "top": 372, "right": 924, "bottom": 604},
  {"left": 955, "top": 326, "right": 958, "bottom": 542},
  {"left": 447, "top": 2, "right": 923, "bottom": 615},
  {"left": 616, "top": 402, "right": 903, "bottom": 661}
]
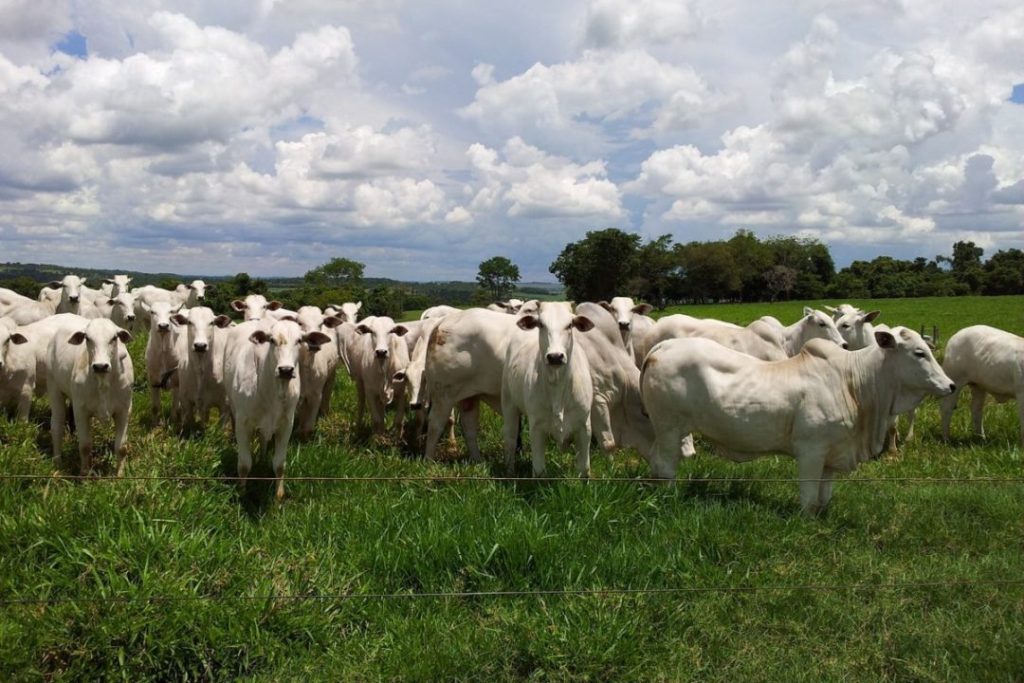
[
  {"left": 4, "top": 579, "right": 1023, "bottom": 607},
  {"left": 1, "top": 473, "right": 1023, "bottom": 485}
]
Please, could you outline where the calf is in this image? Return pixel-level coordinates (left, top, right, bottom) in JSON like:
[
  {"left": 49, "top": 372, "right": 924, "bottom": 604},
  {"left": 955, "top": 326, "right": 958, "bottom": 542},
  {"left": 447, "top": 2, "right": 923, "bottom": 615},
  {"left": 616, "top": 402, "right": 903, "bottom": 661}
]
[
  {"left": 223, "top": 319, "right": 329, "bottom": 499},
  {"left": 640, "top": 328, "right": 954, "bottom": 514},
  {"left": 502, "top": 302, "right": 595, "bottom": 477},
  {"left": 940, "top": 325, "right": 1024, "bottom": 445},
  {"left": 0, "top": 319, "right": 32, "bottom": 420},
  {"left": 47, "top": 317, "right": 134, "bottom": 474}
]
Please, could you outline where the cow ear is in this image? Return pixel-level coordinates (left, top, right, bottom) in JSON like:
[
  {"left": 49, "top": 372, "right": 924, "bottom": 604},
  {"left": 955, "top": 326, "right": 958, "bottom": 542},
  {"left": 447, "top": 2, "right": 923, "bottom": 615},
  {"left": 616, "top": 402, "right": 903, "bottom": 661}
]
[
  {"left": 355, "top": 324, "right": 372, "bottom": 335},
  {"left": 823, "top": 305, "right": 837, "bottom": 313},
  {"left": 304, "top": 331, "right": 333, "bottom": 347},
  {"left": 117, "top": 329, "right": 133, "bottom": 344},
  {"left": 47, "top": 281, "right": 62, "bottom": 290},
  {"left": 213, "top": 315, "right": 232, "bottom": 328},
  {"left": 103, "top": 278, "right": 115, "bottom": 285},
  {"left": 171, "top": 313, "right": 188, "bottom": 326},
  {"left": 249, "top": 330, "right": 270, "bottom": 345},
  {"left": 107, "top": 298, "right": 117, "bottom": 305},
  {"left": 68, "top": 331, "right": 87, "bottom": 345},
  {"left": 597, "top": 301, "right": 612, "bottom": 311},
  {"left": 354, "top": 301, "right": 362, "bottom": 311},
  {"left": 863, "top": 310, "right": 881, "bottom": 323},
  {"left": 267, "top": 301, "right": 283, "bottom": 311},
  {"left": 517, "top": 315, "right": 539, "bottom": 331},
  {"left": 874, "top": 330, "right": 897, "bottom": 349},
  {"left": 572, "top": 315, "right": 595, "bottom": 332},
  {"left": 321, "top": 315, "right": 343, "bottom": 329},
  {"left": 140, "top": 301, "right": 152, "bottom": 313},
  {"left": 391, "top": 325, "right": 409, "bottom": 337},
  {"left": 803, "top": 306, "right": 814, "bottom": 317},
  {"left": 277, "top": 313, "right": 299, "bottom": 323},
  {"left": 10, "top": 333, "right": 27, "bottom": 345},
  {"left": 230, "top": 299, "right": 245, "bottom": 312},
  {"left": 632, "top": 303, "right": 653, "bottom": 315}
]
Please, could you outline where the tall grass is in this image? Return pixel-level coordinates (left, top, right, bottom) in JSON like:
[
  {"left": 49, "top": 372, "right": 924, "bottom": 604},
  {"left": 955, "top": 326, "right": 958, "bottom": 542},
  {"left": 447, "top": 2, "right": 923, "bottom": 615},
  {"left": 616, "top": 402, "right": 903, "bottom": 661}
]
[{"left": 1, "top": 296, "right": 1022, "bottom": 680}]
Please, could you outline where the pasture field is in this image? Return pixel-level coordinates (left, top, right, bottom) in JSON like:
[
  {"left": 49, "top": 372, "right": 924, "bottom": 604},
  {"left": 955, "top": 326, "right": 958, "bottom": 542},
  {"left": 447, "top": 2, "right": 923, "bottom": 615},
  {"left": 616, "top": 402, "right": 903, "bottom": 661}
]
[{"left": 1, "top": 296, "right": 1023, "bottom": 681}]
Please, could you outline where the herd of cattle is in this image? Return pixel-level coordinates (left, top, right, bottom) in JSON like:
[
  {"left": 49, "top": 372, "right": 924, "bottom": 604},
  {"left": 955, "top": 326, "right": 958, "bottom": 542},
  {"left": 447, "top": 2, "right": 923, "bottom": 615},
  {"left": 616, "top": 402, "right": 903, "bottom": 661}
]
[{"left": 0, "top": 276, "right": 1021, "bottom": 513}]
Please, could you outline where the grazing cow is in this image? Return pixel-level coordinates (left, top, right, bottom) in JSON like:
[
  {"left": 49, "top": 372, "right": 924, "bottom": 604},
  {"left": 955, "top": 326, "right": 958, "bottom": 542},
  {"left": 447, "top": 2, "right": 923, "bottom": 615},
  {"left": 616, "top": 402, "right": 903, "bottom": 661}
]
[
  {"left": 169, "top": 307, "right": 232, "bottom": 430},
  {"left": 637, "top": 309, "right": 846, "bottom": 363},
  {"left": 325, "top": 301, "right": 362, "bottom": 324},
  {"left": 502, "top": 302, "right": 595, "bottom": 477},
  {"left": 940, "top": 325, "right": 1024, "bottom": 445},
  {"left": 598, "top": 297, "right": 653, "bottom": 356},
  {"left": 640, "top": 328, "right": 955, "bottom": 514},
  {"left": 47, "top": 317, "right": 134, "bottom": 474},
  {"left": 421, "top": 305, "right": 460, "bottom": 320},
  {"left": 349, "top": 316, "right": 411, "bottom": 435},
  {"left": 422, "top": 307, "right": 529, "bottom": 461},
  {"left": 0, "top": 319, "right": 32, "bottom": 420},
  {"left": 293, "top": 306, "right": 345, "bottom": 438},
  {"left": 488, "top": 298, "right": 525, "bottom": 314},
  {"left": 0, "top": 288, "right": 58, "bottom": 325},
  {"left": 223, "top": 319, "right": 329, "bottom": 499},
  {"left": 142, "top": 300, "right": 183, "bottom": 421},
  {"left": 231, "top": 294, "right": 284, "bottom": 322}
]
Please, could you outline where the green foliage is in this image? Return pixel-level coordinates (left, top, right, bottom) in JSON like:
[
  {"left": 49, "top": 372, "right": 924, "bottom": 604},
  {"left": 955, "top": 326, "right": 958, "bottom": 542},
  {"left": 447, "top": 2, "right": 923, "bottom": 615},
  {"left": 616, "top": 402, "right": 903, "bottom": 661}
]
[
  {"left": 1, "top": 296, "right": 1023, "bottom": 679},
  {"left": 549, "top": 228, "right": 643, "bottom": 301},
  {"left": 476, "top": 256, "right": 521, "bottom": 301}
]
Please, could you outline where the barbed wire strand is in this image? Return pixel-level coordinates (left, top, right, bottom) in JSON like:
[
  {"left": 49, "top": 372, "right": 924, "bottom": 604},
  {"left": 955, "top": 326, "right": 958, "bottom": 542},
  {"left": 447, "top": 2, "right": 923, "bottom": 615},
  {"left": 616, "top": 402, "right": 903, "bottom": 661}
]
[
  {"left": 3, "top": 578, "right": 1023, "bottom": 607},
  {"left": 1, "top": 473, "right": 1022, "bottom": 484}
]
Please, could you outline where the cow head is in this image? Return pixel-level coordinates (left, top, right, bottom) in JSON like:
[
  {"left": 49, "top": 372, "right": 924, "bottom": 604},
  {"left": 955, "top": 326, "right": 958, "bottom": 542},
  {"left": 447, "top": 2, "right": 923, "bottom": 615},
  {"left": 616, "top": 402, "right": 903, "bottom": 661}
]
[
  {"left": 356, "top": 316, "right": 408, "bottom": 364},
  {"left": 103, "top": 275, "right": 133, "bottom": 297},
  {"left": 836, "top": 308, "right": 881, "bottom": 350},
  {"left": 107, "top": 292, "right": 137, "bottom": 327},
  {"left": 875, "top": 327, "right": 955, "bottom": 411},
  {"left": 517, "top": 301, "right": 594, "bottom": 368},
  {"left": 326, "top": 301, "right": 362, "bottom": 324},
  {"left": 68, "top": 318, "right": 132, "bottom": 375},
  {"left": 47, "top": 274, "right": 86, "bottom": 307},
  {"left": 231, "top": 294, "right": 283, "bottom": 321},
  {"left": 797, "top": 307, "right": 848, "bottom": 350},
  {"left": 188, "top": 280, "right": 207, "bottom": 302},
  {"left": 143, "top": 300, "right": 183, "bottom": 335},
  {"left": 250, "top": 320, "right": 331, "bottom": 380},
  {"left": 172, "top": 306, "right": 231, "bottom": 355}
]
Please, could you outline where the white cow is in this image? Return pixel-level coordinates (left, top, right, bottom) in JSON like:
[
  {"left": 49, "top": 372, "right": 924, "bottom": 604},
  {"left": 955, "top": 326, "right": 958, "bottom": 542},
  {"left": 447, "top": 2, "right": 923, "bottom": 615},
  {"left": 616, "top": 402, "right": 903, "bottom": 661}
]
[
  {"left": 0, "top": 318, "right": 33, "bottom": 420},
  {"left": 0, "top": 288, "right": 58, "bottom": 325},
  {"left": 293, "top": 306, "right": 345, "bottom": 438},
  {"left": 11, "top": 314, "right": 85, "bottom": 399},
  {"left": 142, "top": 300, "right": 183, "bottom": 421},
  {"left": 824, "top": 303, "right": 862, "bottom": 321},
  {"left": 488, "top": 298, "right": 525, "bottom": 314},
  {"left": 833, "top": 308, "right": 881, "bottom": 351},
  {"left": 420, "top": 305, "right": 460, "bottom": 320},
  {"left": 640, "top": 328, "right": 955, "bottom": 514},
  {"left": 629, "top": 314, "right": 656, "bottom": 367},
  {"left": 40, "top": 275, "right": 87, "bottom": 315},
  {"left": 940, "top": 325, "right": 1024, "bottom": 445},
  {"left": 83, "top": 292, "right": 138, "bottom": 329},
  {"left": 230, "top": 294, "right": 284, "bottom": 322},
  {"left": 598, "top": 297, "right": 653, "bottom": 356},
  {"left": 325, "top": 301, "right": 362, "bottom": 324},
  {"left": 502, "top": 302, "right": 595, "bottom": 477},
  {"left": 422, "top": 308, "right": 529, "bottom": 461},
  {"left": 349, "top": 316, "right": 411, "bottom": 435},
  {"left": 47, "top": 316, "right": 134, "bottom": 474},
  {"left": 169, "top": 306, "right": 232, "bottom": 430},
  {"left": 132, "top": 285, "right": 184, "bottom": 333},
  {"left": 637, "top": 308, "right": 846, "bottom": 363},
  {"left": 101, "top": 275, "right": 133, "bottom": 297},
  {"left": 178, "top": 280, "right": 208, "bottom": 307},
  {"left": 223, "top": 319, "right": 329, "bottom": 499}
]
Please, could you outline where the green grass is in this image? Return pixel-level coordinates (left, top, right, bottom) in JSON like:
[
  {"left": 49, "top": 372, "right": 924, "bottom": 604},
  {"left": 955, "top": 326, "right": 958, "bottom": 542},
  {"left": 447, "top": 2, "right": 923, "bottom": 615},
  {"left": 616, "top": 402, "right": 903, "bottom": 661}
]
[{"left": 1, "top": 296, "right": 1023, "bottom": 681}]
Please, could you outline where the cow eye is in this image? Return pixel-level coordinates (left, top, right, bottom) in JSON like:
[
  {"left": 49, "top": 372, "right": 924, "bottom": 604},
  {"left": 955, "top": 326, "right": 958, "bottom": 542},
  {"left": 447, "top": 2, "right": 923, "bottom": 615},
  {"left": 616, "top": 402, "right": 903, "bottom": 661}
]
[
  {"left": 818, "top": 322, "right": 826, "bottom": 327},
  {"left": 913, "top": 349, "right": 926, "bottom": 358},
  {"left": 841, "top": 323, "right": 850, "bottom": 329}
]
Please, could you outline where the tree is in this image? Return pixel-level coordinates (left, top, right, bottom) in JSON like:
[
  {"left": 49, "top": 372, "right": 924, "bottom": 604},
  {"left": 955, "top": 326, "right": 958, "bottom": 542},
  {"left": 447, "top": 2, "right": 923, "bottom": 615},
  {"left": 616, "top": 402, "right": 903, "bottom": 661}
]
[
  {"left": 476, "top": 256, "right": 521, "bottom": 301},
  {"left": 764, "top": 265, "right": 797, "bottom": 302},
  {"left": 549, "top": 228, "right": 642, "bottom": 301},
  {"left": 304, "top": 257, "right": 364, "bottom": 289}
]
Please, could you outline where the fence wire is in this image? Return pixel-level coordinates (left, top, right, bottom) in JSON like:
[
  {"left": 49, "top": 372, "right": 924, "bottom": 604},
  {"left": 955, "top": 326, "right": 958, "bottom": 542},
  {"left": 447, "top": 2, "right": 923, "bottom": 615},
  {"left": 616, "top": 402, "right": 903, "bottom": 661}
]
[{"left": 3, "top": 578, "right": 1023, "bottom": 607}]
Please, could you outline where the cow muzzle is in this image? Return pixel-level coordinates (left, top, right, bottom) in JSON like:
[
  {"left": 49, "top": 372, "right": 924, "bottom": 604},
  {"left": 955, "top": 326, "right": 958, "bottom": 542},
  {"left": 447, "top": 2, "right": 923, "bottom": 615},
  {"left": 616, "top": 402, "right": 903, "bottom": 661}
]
[
  {"left": 618, "top": 321, "right": 630, "bottom": 330},
  {"left": 277, "top": 366, "right": 295, "bottom": 379},
  {"left": 375, "top": 349, "right": 389, "bottom": 360},
  {"left": 193, "top": 342, "right": 208, "bottom": 353},
  {"left": 158, "top": 323, "right": 170, "bottom": 332},
  {"left": 409, "top": 401, "right": 423, "bottom": 410},
  {"left": 545, "top": 352, "right": 566, "bottom": 366},
  {"left": 69, "top": 296, "right": 80, "bottom": 303},
  {"left": 92, "top": 362, "right": 110, "bottom": 373}
]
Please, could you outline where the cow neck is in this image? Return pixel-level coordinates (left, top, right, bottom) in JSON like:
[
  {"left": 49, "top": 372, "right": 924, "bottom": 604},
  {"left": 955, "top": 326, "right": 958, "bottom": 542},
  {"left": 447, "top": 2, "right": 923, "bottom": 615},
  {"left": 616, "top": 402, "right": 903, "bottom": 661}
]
[
  {"left": 780, "top": 319, "right": 811, "bottom": 357},
  {"left": 836, "top": 346, "right": 895, "bottom": 461}
]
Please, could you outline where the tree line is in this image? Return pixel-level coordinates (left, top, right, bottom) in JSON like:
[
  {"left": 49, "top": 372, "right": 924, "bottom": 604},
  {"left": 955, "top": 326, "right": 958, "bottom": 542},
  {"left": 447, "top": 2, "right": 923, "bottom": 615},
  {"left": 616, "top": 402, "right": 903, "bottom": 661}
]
[{"left": 548, "top": 228, "right": 1024, "bottom": 305}]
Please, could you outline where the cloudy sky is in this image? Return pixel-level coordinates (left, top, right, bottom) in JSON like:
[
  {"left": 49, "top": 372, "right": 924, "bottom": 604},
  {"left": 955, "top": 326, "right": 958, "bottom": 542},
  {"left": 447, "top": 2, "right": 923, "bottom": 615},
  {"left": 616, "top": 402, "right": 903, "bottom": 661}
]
[{"left": 0, "top": 0, "right": 1022, "bottom": 280}]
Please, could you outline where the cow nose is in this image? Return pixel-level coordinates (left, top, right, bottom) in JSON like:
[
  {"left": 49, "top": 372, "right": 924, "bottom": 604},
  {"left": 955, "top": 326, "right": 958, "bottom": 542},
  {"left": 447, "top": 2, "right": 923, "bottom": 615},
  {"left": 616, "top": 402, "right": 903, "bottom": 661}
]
[
  {"left": 949, "top": 382, "right": 956, "bottom": 393},
  {"left": 409, "top": 402, "right": 423, "bottom": 410},
  {"left": 277, "top": 366, "right": 295, "bottom": 379},
  {"left": 158, "top": 323, "right": 170, "bottom": 332},
  {"left": 375, "top": 349, "right": 389, "bottom": 359},
  {"left": 193, "top": 342, "right": 208, "bottom": 352},
  {"left": 546, "top": 352, "right": 566, "bottom": 365},
  {"left": 69, "top": 296, "right": 80, "bottom": 303},
  {"left": 126, "top": 315, "right": 135, "bottom": 322},
  {"left": 618, "top": 321, "right": 630, "bottom": 330},
  {"left": 841, "top": 342, "right": 849, "bottom": 350},
  {"left": 92, "top": 362, "right": 110, "bottom": 373}
]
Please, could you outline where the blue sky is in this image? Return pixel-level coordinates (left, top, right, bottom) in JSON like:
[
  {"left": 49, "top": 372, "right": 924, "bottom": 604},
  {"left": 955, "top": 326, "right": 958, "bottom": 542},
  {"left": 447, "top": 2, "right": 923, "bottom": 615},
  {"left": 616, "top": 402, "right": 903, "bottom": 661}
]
[{"left": 0, "top": 0, "right": 1022, "bottom": 280}]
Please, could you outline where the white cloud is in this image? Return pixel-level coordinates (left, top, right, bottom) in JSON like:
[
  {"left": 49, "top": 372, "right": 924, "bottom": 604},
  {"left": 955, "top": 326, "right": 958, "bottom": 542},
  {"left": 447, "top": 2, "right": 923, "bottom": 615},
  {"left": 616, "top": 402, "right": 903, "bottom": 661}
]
[{"left": 580, "top": 0, "right": 703, "bottom": 50}]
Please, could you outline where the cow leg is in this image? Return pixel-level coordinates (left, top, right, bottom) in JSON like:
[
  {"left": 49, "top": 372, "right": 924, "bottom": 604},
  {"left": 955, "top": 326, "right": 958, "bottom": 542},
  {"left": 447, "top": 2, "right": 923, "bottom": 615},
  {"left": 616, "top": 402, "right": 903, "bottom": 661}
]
[
  {"left": 235, "top": 422, "right": 253, "bottom": 492},
  {"left": 796, "top": 454, "right": 827, "bottom": 515},
  {"left": 354, "top": 378, "right": 366, "bottom": 427},
  {"left": 649, "top": 425, "right": 684, "bottom": 479},
  {"left": 681, "top": 433, "right": 696, "bottom": 458},
  {"left": 149, "top": 384, "right": 161, "bottom": 422},
  {"left": 447, "top": 409, "right": 457, "bottom": 447},
  {"left": 817, "top": 467, "right": 836, "bottom": 512},
  {"left": 49, "top": 392, "right": 66, "bottom": 464},
  {"left": 461, "top": 400, "right": 484, "bottom": 463},
  {"left": 319, "top": 373, "right": 335, "bottom": 417},
  {"left": 392, "top": 382, "right": 408, "bottom": 438},
  {"left": 502, "top": 403, "right": 522, "bottom": 474},
  {"left": 113, "top": 406, "right": 131, "bottom": 477},
  {"left": 528, "top": 419, "right": 547, "bottom": 478},
  {"left": 16, "top": 386, "right": 31, "bottom": 421},
  {"left": 1017, "top": 391, "right": 1024, "bottom": 447},
  {"left": 591, "top": 399, "right": 616, "bottom": 453},
  {"left": 939, "top": 385, "right": 962, "bottom": 440},
  {"left": 272, "top": 424, "right": 289, "bottom": 501},
  {"left": 369, "top": 392, "right": 387, "bottom": 435},
  {"left": 74, "top": 405, "right": 93, "bottom": 475},
  {"left": 970, "top": 387, "right": 987, "bottom": 438},
  {"left": 574, "top": 421, "right": 592, "bottom": 479},
  {"left": 902, "top": 409, "right": 917, "bottom": 442},
  {"left": 424, "top": 397, "right": 455, "bottom": 460}
]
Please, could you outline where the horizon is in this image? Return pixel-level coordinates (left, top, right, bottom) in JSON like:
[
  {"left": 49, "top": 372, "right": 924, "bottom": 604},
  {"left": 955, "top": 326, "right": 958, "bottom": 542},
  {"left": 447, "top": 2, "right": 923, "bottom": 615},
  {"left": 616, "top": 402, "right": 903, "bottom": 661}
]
[{"left": 0, "top": 2, "right": 1022, "bottom": 280}]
